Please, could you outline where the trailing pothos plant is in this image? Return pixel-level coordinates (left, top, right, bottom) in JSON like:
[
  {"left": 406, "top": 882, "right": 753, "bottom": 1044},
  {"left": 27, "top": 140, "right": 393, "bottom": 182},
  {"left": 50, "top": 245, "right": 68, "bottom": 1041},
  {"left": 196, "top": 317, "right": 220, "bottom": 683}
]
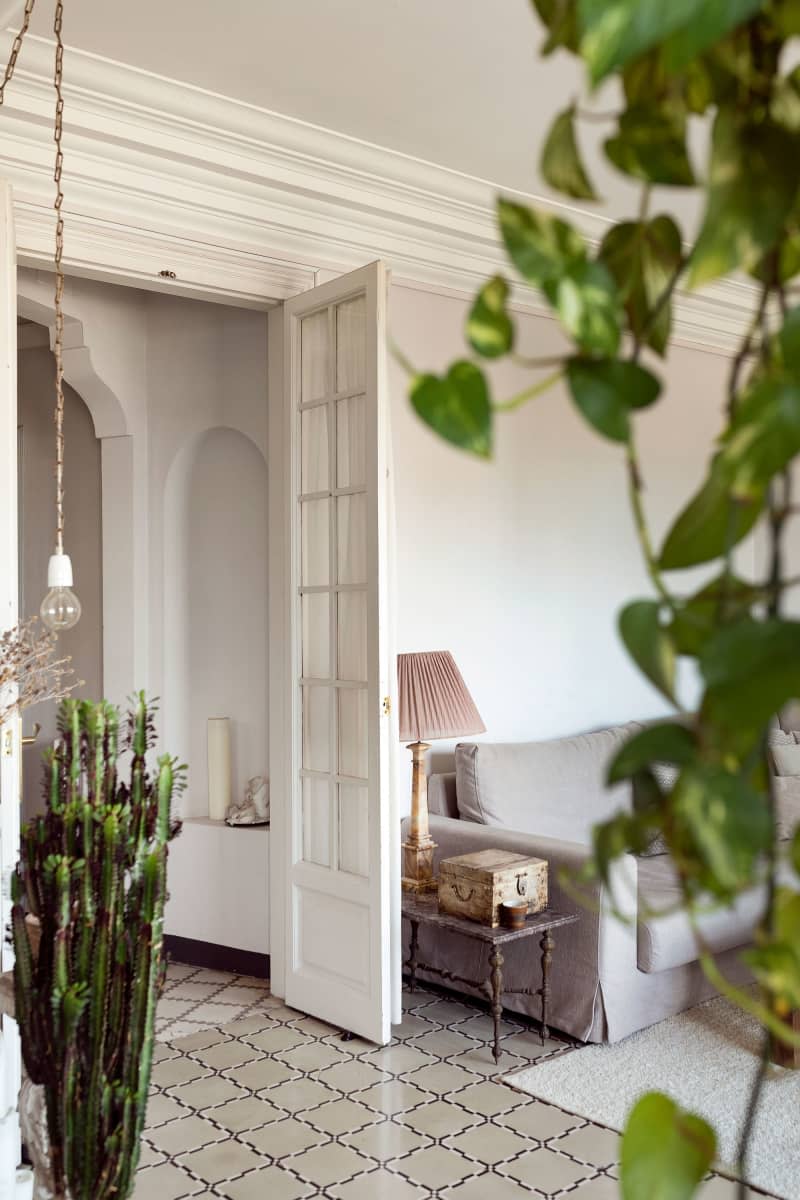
[{"left": 406, "top": 2, "right": 800, "bottom": 1197}]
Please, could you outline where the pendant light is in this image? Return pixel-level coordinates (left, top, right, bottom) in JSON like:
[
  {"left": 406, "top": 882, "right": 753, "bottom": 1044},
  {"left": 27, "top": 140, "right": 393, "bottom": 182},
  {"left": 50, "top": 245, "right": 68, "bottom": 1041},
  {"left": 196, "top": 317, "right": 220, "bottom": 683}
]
[
  {"left": 1, "top": 0, "right": 80, "bottom": 631},
  {"left": 40, "top": 0, "right": 80, "bottom": 631}
]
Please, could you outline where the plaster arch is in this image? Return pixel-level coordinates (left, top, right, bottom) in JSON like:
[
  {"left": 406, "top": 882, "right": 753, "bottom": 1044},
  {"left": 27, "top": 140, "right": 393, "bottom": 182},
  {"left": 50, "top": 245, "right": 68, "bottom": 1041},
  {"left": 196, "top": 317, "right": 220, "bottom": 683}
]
[
  {"left": 162, "top": 426, "right": 268, "bottom": 819},
  {"left": 16, "top": 286, "right": 138, "bottom": 706},
  {"left": 16, "top": 295, "right": 129, "bottom": 439}
]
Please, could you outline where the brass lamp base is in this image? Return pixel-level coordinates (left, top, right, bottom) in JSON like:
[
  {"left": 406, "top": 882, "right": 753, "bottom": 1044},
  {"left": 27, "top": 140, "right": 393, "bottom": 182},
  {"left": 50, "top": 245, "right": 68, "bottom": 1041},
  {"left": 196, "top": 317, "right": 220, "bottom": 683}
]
[{"left": 402, "top": 741, "right": 438, "bottom": 893}]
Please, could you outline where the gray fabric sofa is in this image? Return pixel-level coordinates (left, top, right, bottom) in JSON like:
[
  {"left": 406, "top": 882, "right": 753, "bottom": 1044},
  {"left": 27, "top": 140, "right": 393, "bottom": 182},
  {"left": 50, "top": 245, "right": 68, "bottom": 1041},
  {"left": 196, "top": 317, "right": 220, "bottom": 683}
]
[{"left": 401, "top": 723, "right": 794, "bottom": 1045}]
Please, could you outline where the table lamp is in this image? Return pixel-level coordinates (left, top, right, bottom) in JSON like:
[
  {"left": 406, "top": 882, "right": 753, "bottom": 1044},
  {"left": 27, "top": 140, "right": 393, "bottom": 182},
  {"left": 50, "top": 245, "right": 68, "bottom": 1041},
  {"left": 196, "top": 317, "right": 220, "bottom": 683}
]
[{"left": 398, "top": 651, "right": 485, "bottom": 893}]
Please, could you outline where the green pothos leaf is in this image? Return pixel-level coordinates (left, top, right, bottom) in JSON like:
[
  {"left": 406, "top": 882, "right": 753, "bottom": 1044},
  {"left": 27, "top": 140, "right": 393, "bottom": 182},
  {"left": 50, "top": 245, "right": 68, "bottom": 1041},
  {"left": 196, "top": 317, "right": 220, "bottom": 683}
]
[
  {"left": 579, "top": 0, "right": 700, "bottom": 85},
  {"left": 619, "top": 600, "right": 676, "bottom": 700},
  {"left": 599, "top": 216, "right": 683, "bottom": 356},
  {"left": 545, "top": 260, "right": 622, "bottom": 355},
  {"left": 541, "top": 105, "right": 598, "bottom": 200},
  {"left": 661, "top": 0, "right": 763, "bottom": 71},
  {"left": 621, "top": 1092, "right": 716, "bottom": 1200},
  {"left": 773, "top": 0, "right": 800, "bottom": 36},
  {"left": 771, "top": 66, "right": 800, "bottom": 134},
  {"left": 530, "top": 0, "right": 580, "bottom": 53},
  {"left": 673, "top": 764, "right": 771, "bottom": 893},
  {"left": 659, "top": 451, "right": 764, "bottom": 571},
  {"left": 410, "top": 361, "right": 492, "bottom": 458},
  {"left": 498, "top": 198, "right": 586, "bottom": 289},
  {"left": 745, "top": 889, "right": 800, "bottom": 1008},
  {"left": 669, "top": 573, "right": 759, "bottom": 657},
  {"left": 466, "top": 276, "right": 514, "bottom": 359},
  {"left": 608, "top": 722, "right": 696, "bottom": 784},
  {"left": 567, "top": 358, "right": 661, "bottom": 442},
  {"left": 726, "top": 380, "right": 800, "bottom": 496},
  {"left": 605, "top": 107, "right": 695, "bottom": 187},
  {"left": 701, "top": 617, "right": 800, "bottom": 734},
  {"left": 688, "top": 110, "right": 800, "bottom": 289},
  {"left": 580, "top": 0, "right": 762, "bottom": 85}
]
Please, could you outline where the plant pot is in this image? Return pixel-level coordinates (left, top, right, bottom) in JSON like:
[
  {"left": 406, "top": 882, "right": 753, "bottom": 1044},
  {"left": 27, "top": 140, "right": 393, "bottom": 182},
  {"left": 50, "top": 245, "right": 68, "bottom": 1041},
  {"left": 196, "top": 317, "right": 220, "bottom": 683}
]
[{"left": 19, "top": 920, "right": 67, "bottom": 1199}]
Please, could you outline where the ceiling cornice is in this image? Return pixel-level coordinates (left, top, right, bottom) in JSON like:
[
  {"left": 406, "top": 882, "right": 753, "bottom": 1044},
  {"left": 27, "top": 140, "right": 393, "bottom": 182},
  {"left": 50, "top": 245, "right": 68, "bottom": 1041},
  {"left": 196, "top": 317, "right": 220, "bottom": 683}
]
[{"left": 0, "top": 31, "right": 754, "bottom": 351}]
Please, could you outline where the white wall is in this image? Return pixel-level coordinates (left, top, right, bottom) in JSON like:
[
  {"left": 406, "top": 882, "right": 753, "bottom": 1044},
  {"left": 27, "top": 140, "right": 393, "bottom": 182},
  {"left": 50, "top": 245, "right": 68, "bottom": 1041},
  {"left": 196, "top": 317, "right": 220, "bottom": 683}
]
[{"left": 388, "top": 283, "right": 738, "bottom": 776}]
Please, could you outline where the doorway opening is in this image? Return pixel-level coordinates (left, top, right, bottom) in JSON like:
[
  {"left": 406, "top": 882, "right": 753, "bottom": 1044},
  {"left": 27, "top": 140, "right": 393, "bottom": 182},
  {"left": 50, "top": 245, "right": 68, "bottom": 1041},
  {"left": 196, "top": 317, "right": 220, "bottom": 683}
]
[{"left": 15, "top": 272, "right": 271, "bottom": 970}]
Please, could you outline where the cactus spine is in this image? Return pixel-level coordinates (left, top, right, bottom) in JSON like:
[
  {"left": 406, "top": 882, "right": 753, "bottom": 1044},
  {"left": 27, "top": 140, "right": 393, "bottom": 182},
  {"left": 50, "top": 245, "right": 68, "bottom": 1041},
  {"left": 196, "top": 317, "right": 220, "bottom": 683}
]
[{"left": 12, "top": 695, "right": 184, "bottom": 1200}]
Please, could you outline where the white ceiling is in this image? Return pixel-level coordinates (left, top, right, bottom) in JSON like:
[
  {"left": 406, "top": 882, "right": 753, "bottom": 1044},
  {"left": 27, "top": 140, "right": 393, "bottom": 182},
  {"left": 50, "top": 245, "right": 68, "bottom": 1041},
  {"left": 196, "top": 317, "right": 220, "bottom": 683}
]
[{"left": 25, "top": 0, "right": 699, "bottom": 230}]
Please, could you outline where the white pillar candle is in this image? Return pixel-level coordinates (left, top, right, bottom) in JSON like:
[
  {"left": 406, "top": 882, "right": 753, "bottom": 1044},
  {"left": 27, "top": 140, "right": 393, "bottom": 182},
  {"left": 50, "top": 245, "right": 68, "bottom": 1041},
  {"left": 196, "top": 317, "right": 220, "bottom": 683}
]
[{"left": 207, "top": 717, "right": 231, "bottom": 821}]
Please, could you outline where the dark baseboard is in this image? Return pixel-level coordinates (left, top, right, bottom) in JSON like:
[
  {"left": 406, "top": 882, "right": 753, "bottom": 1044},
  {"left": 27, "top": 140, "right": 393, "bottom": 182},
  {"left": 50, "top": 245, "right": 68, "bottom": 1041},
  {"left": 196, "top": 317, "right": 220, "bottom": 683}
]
[{"left": 164, "top": 934, "right": 270, "bottom": 980}]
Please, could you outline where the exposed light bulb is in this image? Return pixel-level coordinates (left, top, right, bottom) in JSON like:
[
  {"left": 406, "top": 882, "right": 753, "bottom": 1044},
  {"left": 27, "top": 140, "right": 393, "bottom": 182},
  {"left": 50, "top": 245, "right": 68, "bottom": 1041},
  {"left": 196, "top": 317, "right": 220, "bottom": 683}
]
[{"left": 40, "top": 553, "right": 81, "bottom": 632}]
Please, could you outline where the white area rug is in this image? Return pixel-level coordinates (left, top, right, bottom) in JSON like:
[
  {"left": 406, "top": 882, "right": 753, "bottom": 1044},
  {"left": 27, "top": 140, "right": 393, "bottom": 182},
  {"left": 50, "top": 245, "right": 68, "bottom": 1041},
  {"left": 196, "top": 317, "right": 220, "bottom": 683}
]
[{"left": 506, "top": 994, "right": 800, "bottom": 1200}]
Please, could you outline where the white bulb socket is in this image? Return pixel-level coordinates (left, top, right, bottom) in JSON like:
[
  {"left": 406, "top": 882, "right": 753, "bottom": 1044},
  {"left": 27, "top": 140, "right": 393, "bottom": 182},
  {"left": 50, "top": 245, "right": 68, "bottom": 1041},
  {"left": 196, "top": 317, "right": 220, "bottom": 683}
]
[{"left": 47, "top": 553, "right": 74, "bottom": 588}]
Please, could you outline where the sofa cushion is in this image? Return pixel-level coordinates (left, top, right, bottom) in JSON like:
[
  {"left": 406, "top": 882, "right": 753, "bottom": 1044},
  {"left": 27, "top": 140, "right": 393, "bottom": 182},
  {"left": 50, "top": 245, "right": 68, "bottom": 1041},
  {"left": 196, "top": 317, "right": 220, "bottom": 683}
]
[
  {"left": 428, "top": 772, "right": 458, "bottom": 819},
  {"left": 636, "top": 854, "right": 763, "bottom": 973},
  {"left": 455, "top": 724, "right": 639, "bottom": 845}
]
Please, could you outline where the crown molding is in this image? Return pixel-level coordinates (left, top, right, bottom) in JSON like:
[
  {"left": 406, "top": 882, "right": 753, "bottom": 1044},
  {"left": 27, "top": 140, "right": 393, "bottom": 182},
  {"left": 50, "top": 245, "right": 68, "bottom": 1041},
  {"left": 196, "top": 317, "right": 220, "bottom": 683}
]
[{"left": 0, "top": 31, "right": 755, "bottom": 351}]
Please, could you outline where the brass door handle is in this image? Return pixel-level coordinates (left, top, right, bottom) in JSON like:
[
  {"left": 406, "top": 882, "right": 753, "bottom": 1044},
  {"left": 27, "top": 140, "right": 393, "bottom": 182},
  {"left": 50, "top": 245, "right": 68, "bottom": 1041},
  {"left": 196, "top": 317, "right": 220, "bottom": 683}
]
[{"left": 21, "top": 723, "right": 41, "bottom": 747}]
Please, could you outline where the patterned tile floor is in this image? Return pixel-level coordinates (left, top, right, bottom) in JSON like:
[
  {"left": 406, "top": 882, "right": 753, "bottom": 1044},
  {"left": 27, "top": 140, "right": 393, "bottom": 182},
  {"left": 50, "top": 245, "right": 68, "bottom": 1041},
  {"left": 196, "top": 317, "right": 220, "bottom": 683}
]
[{"left": 136, "top": 963, "right": 771, "bottom": 1199}]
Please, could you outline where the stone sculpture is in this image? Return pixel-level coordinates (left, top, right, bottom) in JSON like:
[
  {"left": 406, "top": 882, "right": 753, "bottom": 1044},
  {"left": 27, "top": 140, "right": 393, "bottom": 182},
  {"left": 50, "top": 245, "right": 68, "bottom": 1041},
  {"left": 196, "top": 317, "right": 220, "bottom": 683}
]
[{"left": 226, "top": 775, "right": 269, "bottom": 826}]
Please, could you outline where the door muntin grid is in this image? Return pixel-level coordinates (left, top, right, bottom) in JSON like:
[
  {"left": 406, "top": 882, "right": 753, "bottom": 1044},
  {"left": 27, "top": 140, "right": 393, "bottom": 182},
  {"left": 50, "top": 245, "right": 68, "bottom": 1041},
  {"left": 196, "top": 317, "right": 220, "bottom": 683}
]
[{"left": 298, "top": 295, "right": 369, "bottom": 878}]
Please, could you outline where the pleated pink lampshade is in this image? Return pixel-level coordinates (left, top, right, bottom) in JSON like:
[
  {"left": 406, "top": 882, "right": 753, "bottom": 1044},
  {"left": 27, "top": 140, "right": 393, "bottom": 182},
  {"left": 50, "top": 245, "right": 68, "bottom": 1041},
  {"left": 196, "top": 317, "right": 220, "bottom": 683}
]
[{"left": 398, "top": 651, "right": 485, "bottom": 743}]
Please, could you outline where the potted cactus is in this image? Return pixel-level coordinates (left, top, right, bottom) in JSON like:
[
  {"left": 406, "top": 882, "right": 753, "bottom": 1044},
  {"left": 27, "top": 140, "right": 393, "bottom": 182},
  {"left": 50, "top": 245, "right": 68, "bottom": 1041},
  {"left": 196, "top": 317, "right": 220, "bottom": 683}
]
[{"left": 11, "top": 694, "right": 184, "bottom": 1200}]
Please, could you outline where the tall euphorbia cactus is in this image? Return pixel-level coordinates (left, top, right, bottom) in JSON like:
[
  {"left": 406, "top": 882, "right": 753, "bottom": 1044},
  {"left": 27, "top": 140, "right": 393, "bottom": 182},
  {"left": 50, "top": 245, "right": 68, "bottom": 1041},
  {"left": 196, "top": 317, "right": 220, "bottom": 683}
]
[{"left": 11, "top": 694, "right": 184, "bottom": 1200}]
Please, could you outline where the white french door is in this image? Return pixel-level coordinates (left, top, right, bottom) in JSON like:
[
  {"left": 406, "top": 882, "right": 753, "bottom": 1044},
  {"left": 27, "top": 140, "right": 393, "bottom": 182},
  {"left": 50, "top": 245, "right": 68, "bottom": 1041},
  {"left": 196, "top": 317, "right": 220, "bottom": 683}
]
[{"left": 280, "top": 262, "right": 394, "bottom": 1045}]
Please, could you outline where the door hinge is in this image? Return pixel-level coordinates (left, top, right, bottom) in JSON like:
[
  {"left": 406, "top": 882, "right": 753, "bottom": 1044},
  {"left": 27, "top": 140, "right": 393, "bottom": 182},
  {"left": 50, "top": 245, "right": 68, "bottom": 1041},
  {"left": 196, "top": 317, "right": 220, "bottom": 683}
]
[
  {"left": 2, "top": 729, "right": 12, "bottom": 757},
  {"left": 382, "top": 696, "right": 392, "bottom": 717}
]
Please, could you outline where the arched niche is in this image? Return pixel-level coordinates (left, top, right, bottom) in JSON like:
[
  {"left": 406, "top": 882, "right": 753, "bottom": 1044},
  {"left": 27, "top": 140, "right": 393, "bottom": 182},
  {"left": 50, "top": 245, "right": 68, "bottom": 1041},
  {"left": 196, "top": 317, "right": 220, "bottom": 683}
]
[{"left": 163, "top": 427, "right": 268, "bottom": 819}]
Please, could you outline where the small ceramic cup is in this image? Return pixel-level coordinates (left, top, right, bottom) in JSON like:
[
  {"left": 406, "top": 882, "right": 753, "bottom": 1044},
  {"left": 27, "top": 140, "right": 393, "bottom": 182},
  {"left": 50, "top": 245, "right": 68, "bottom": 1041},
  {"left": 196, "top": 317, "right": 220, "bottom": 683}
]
[{"left": 500, "top": 900, "right": 528, "bottom": 930}]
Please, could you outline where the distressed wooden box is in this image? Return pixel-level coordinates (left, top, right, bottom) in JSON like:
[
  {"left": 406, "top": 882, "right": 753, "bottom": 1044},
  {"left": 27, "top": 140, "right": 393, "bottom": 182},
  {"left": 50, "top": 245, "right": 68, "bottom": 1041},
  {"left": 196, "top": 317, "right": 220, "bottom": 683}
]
[{"left": 437, "top": 848, "right": 548, "bottom": 927}]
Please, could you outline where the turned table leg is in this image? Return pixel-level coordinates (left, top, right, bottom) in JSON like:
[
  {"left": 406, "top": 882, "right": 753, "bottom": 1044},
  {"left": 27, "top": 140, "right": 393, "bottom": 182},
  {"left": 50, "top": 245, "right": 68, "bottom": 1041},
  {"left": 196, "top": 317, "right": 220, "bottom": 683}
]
[
  {"left": 489, "top": 945, "right": 504, "bottom": 1063},
  {"left": 540, "top": 928, "right": 554, "bottom": 1045},
  {"left": 408, "top": 919, "right": 419, "bottom": 993}
]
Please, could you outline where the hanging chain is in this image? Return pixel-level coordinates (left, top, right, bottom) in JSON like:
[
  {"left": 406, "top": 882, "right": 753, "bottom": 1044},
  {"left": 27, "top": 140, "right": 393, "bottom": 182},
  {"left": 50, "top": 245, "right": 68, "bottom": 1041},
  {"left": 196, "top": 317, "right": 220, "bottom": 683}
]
[
  {"left": 0, "top": 0, "right": 37, "bottom": 108},
  {"left": 0, "top": 0, "right": 68, "bottom": 558},
  {"left": 53, "top": 0, "right": 65, "bottom": 555}
]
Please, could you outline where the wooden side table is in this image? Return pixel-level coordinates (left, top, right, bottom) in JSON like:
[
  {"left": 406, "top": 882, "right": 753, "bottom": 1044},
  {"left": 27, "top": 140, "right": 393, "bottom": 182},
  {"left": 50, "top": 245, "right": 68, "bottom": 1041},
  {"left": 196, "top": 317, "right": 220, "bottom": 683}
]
[{"left": 402, "top": 893, "right": 579, "bottom": 1062}]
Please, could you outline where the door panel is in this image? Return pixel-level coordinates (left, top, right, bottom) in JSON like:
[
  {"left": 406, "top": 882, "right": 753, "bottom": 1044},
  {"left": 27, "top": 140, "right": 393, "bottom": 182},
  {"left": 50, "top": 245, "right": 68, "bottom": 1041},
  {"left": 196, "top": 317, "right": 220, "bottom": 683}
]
[{"left": 283, "top": 262, "right": 392, "bottom": 1045}]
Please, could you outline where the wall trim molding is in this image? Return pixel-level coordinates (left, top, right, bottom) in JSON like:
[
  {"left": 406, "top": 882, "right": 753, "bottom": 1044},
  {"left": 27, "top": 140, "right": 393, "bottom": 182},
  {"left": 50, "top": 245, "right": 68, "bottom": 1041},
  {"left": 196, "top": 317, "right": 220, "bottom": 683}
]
[
  {"left": 0, "top": 31, "right": 755, "bottom": 351},
  {"left": 163, "top": 935, "right": 270, "bottom": 980}
]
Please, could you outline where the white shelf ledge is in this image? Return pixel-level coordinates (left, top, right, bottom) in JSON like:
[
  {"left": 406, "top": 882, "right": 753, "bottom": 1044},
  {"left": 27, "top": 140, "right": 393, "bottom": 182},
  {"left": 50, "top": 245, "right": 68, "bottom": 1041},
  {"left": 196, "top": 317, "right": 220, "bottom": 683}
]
[{"left": 181, "top": 816, "right": 269, "bottom": 831}]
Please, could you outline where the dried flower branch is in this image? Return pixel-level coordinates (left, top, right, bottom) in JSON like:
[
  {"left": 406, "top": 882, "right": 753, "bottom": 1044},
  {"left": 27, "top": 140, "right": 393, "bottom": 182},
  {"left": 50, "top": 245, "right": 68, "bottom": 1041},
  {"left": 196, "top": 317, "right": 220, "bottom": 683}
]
[{"left": 0, "top": 617, "right": 80, "bottom": 726}]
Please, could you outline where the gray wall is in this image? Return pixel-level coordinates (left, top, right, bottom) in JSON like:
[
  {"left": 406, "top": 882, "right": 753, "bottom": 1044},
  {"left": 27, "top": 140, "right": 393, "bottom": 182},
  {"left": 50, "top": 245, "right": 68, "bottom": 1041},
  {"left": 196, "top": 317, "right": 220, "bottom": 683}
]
[{"left": 18, "top": 341, "right": 103, "bottom": 820}]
